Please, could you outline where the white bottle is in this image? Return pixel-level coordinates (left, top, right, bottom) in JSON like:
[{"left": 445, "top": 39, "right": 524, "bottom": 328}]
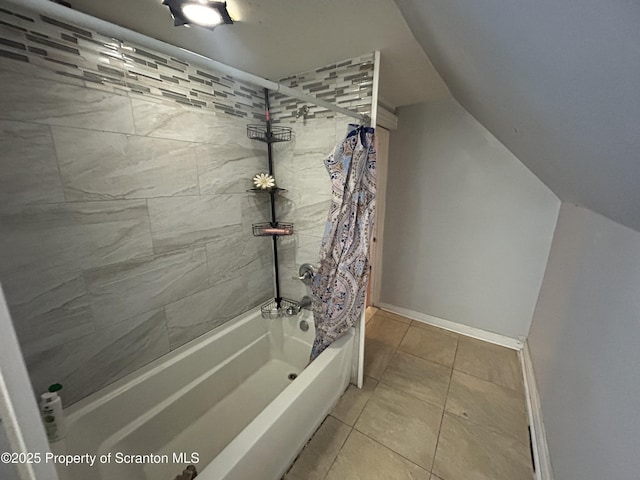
[{"left": 40, "top": 384, "right": 65, "bottom": 442}]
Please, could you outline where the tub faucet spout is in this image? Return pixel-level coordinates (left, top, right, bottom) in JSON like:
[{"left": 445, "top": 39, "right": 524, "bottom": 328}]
[{"left": 285, "top": 296, "right": 313, "bottom": 316}]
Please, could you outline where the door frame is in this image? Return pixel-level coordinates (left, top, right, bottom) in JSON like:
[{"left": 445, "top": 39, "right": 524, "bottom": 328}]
[
  {"left": 369, "top": 125, "right": 391, "bottom": 307},
  {"left": 0, "top": 286, "right": 59, "bottom": 480}
]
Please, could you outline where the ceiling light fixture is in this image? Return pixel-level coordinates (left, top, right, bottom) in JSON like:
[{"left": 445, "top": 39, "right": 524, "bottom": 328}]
[{"left": 162, "top": 0, "right": 233, "bottom": 29}]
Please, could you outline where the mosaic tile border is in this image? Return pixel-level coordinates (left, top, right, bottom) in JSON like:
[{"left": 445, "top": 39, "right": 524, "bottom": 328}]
[
  {"left": 0, "top": 5, "right": 265, "bottom": 119},
  {"left": 0, "top": 4, "right": 373, "bottom": 123},
  {"left": 270, "top": 53, "right": 375, "bottom": 123}
]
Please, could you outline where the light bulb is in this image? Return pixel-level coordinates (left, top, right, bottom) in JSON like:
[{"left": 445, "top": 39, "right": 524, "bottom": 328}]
[{"left": 181, "top": 3, "right": 223, "bottom": 27}]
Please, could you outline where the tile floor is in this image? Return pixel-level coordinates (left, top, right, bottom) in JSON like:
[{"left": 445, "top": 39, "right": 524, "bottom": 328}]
[{"left": 284, "top": 308, "right": 534, "bottom": 480}]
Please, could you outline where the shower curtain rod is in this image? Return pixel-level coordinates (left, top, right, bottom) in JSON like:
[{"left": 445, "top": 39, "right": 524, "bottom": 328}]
[{"left": 6, "top": 0, "right": 369, "bottom": 123}]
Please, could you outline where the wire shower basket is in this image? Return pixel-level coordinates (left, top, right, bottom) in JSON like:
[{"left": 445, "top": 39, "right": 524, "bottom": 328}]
[
  {"left": 247, "top": 124, "right": 292, "bottom": 143},
  {"left": 261, "top": 298, "right": 300, "bottom": 319},
  {"left": 252, "top": 222, "right": 293, "bottom": 236}
]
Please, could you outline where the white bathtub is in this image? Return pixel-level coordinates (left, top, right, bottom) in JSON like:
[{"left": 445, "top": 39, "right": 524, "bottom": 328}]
[{"left": 52, "top": 307, "right": 354, "bottom": 480}]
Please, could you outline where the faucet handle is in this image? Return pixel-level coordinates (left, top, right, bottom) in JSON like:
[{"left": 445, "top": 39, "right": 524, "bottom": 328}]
[{"left": 293, "top": 263, "right": 316, "bottom": 285}]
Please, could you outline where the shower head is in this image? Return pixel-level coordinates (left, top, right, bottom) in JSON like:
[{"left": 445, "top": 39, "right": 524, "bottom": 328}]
[{"left": 295, "top": 105, "right": 309, "bottom": 119}]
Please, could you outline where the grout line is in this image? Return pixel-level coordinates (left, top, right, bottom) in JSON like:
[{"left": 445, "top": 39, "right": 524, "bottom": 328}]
[
  {"left": 320, "top": 421, "right": 354, "bottom": 480},
  {"left": 452, "top": 336, "right": 525, "bottom": 394},
  {"left": 451, "top": 364, "right": 525, "bottom": 394},
  {"left": 160, "top": 305, "right": 171, "bottom": 350},
  {"left": 127, "top": 95, "right": 137, "bottom": 136},
  {"left": 346, "top": 377, "right": 377, "bottom": 428},
  {"left": 396, "top": 340, "right": 458, "bottom": 370},
  {"left": 367, "top": 313, "right": 411, "bottom": 380},
  {"left": 48, "top": 122, "right": 70, "bottom": 203},
  {"left": 144, "top": 198, "right": 158, "bottom": 255},
  {"left": 391, "top": 348, "right": 452, "bottom": 371},
  {"left": 431, "top": 336, "right": 459, "bottom": 474},
  {"left": 354, "top": 429, "right": 431, "bottom": 474},
  {"left": 375, "top": 377, "right": 447, "bottom": 413}
]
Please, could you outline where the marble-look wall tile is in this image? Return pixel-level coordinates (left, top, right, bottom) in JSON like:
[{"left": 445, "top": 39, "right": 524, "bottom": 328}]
[
  {"left": 295, "top": 233, "right": 323, "bottom": 266},
  {"left": 279, "top": 234, "right": 309, "bottom": 302},
  {"left": 275, "top": 192, "right": 299, "bottom": 223},
  {"left": 206, "top": 230, "right": 272, "bottom": 285},
  {"left": 282, "top": 199, "right": 331, "bottom": 238},
  {"left": 277, "top": 234, "right": 298, "bottom": 267},
  {"left": 148, "top": 195, "right": 242, "bottom": 253},
  {"left": 0, "top": 120, "right": 65, "bottom": 206},
  {"left": 131, "top": 98, "right": 251, "bottom": 146},
  {"left": 3, "top": 266, "right": 94, "bottom": 360},
  {"left": 197, "top": 144, "right": 266, "bottom": 194},
  {"left": 334, "top": 115, "right": 353, "bottom": 142},
  {"left": 52, "top": 126, "right": 199, "bottom": 201},
  {"left": 247, "top": 264, "right": 275, "bottom": 306},
  {"left": 290, "top": 117, "right": 337, "bottom": 150},
  {"left": 26, "top": 308, "right": 169, "bottom": 406},
  {"left": 84, "top": 246, "right": 209, "bottom": 328},
  {"left": 0, "top": 200, "right": 153, "bottom": 274},
  {"left": 292, "top": 148, "right": 332, "bottom": 206},
  {"left": 242, "top": 193, "right": 275, "bottom": 229},
  {"left": 280, "top": 270, "right": 307, "bottom": 303},
  {"left": 272, "top": 153, "right": 295, "bottom": 206},
  {"left": 276, "top": 115, "right": 341, "bottom": 301},
  {"left": 165, "top": 276, "right": 249, "bottom": 349},
  {"left": 0, "top": 56, "right": 84, "bottom": 87},
  {"left": 0, "top": 71, "right": 134, "bottom": 134}
]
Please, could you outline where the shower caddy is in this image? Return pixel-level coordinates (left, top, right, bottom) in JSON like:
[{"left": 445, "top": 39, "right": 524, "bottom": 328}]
[{"left": 248, "top": 88, "right": 299, "bottom": 319}]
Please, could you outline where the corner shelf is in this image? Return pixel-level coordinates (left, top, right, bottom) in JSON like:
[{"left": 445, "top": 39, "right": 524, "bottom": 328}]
[
  {"left": 261, "top": 297, "right": 300, "bottom": 319},
  {"left": 247, "top": 124, "right": 292, "bottom": 143},
  {"left": 248, "top": 89, "right": 295, "bottom": 310}
]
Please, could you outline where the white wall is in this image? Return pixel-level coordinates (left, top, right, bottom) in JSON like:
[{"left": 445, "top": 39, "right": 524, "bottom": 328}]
[
  {"left": 381, "top": 99, "right": 560, "bottom": 339},
  {"left": 528, "top": 203, "right": 640, "bottom": 479}
]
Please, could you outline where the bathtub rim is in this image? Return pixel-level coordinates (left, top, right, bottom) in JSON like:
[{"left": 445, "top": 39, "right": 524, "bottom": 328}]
[
  {"left": 62, "top": 307, "right": 266, "bottom": 424},
  {"left": 199, "top": 327, "right": 355, "bottom": 479}
]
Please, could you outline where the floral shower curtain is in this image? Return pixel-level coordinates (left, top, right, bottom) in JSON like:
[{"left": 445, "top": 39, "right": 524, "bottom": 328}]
[{"left": 310, "top": 124, "right": 376, "bottom": 360}]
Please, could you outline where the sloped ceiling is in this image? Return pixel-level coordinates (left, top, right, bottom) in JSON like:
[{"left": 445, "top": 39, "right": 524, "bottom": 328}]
[
  {"left": 395, "top": 0, "right": 640, "bottom": 231},
  {"left": 66, "top": 0, "right": 449, "bottom": 107}
]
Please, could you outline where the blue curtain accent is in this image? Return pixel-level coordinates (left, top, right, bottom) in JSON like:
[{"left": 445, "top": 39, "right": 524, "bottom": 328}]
[{"left": 310, "top": 124, "right": 376, "bottom": 360}]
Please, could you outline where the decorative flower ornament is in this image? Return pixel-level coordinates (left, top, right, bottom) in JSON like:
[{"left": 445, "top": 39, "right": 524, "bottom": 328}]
[{"left": 253, "top": 173, "right": 276, "bottom": 189}]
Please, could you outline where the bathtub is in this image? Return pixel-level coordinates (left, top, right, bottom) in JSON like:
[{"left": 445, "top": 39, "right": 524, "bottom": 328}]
[{"left": 52, "top": 307, "right": 354, "bottom": 480}]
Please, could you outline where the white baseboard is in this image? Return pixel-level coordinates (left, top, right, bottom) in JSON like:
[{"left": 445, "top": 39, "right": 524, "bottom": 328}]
[
  {"left": 377, "top": 302, "right": 523, "bottom": 350},
  {"left": 520, "top": 342, "right": 554, "bottom": 480}
]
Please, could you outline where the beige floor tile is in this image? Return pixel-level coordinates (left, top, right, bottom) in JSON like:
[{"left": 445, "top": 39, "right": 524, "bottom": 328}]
[
  {"left": 381, "top": 351, "right": 451, "bottom": 408},
  {"left": 376, "top": 309, "right": 412, "bottom": 324},
  {"left": 284, "top": 416, "right": 351, "bottom": 480},
  {"left": 355, "top": 382, "right": 443, "bottom": 470},
  {"left": 446, "top": 371, "right": 529, "bottom": 444},
  {"left": 365, "top": 315, "right": 410, "bottom": 347},
  {"left": 430, "top": 476, "right": 444, "bottom": 480},
  {"left": 331, "top": 376, "right": 378, "bottom": 426},
  {"left": 365, "top": 306, "right": 378, "bottom": 324},
  {"left": 325, "top": 430, "right": 430, "bottom": 480},
  {"left": 363, "top": 339, "right": 395, "bottom": 380},
  {"left": 454, "top": 336, "right": 523, "bottom": 392},
  {"left": 399, "top": 325, "right": 459, "bottom": 368},
  {"left": 433, "top": 413, "right": 533, "bottom": 480}
]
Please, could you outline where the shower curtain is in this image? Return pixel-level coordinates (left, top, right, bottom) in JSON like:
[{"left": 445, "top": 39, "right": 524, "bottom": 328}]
[{"left": 310, "top": 124, "right": 376, "bottom": 360}]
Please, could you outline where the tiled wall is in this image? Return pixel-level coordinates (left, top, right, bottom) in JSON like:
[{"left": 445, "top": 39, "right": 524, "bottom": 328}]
[
  {"left": 0, "top": 6, "right": 273, "bottom": 406},
  {"left": 0, "top": 3, "right": 376, "bottom": 406},
  {"left": 273, "top": 54, "right": 375, "bottom": 303},
  {"left": 270, "top": 53, "right": 374, "bottom": 123},
  {"left": 0, "top": 6, "right": 265, "bottom": 118}
]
